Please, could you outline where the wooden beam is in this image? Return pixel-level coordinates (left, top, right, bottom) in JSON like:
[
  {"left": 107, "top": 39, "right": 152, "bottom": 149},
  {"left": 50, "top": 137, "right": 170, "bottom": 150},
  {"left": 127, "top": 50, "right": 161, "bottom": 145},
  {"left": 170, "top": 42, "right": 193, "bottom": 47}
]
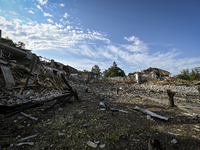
[
  {"left": 0, "top": 65, "right": 15, "bottom": 88},
  {"left": 0, "top": 42, "right": 27, "bottom": 57}
]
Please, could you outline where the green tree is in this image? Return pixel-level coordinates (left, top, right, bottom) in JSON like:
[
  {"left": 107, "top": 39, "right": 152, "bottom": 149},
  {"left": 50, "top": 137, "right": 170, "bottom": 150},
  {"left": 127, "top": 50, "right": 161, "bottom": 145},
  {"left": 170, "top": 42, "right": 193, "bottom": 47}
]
[
  {"left": 103, "top": 62, "right": 125, "bottom": 77},
  {"left": 91, "top": 65, "right": 101, "bottom": 74},
  {"left": 176, "top": 68, "right": 200, "bottom": 81},
  {"left": 190, "top": 68, "right": 200, "bottom": 80},
  {"left": 128, "top": 73, "right": 132, "bottom": 76},
  {"left": 177, "top": 69, "right": 190, "bottom": 80},
  {"left": 103, "top": 69, "right": 111, "bottom": 77}
]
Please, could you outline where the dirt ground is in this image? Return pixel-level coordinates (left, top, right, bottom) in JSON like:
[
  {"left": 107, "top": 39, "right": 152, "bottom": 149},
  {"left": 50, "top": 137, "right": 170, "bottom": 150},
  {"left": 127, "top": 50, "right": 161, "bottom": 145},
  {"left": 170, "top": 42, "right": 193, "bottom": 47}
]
[{"left": 0, "top": 82, "right": 200, "bottom": 150}]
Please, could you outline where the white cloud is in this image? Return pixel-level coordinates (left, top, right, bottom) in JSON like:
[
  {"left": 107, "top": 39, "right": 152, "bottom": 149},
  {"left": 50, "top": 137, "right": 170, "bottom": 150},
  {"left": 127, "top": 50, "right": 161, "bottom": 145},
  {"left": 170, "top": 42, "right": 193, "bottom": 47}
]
[
  {"left": 37, "top": 0, "right": 48, "bottom": 5},
  {"left": 63, "top": 12, "right": 69, "bottom": 18},
  {"left": 9, "top": 11, "right": 18, "bottom": 15},
  {"left": 124, "top": 36, "right": 138, "bottom": 42},
  {"left": 44, "top": 12, "right": 53, "bottom": 17},
  {"left": 55, "top": 23, "right": 63, "bottom": 28},
  {"left": 107, "top": 45, "right": 119, "bottom": 53},
  {"left": 36, "top": 5, "right": 43, "bottom": 12},
  {"left": 60, "top": 3, "right": 65, "bottom": 7},
  {"left": 1, "top": 16, "right": 199, "bottom": 75},
  {"left": 0, "top": 16, "right": 13, "bottom": 26},
  {"left": 28, "top": 10, "right": 34, "bottom": 14},
  {"left": 60, "top": 18, "right": 73, "bottom": 25},
  {"left": 13, "top": 18, "right": 23, "bottom": 24},
  {"left": 57, "top": 59, "right": 98, "bottom": 70},
  {"left": 123, "top": 36, "right": 148, "bottom": 52},
  {"left": 78, "top": 44, "right": 97, "bottom": 57},
  {"left": 49, "top": 3, "right": 59, "bottom": 9},
  {"left": 101, "top": 51, "right": 114, "bottom": 59},
  {"left": 60, "top": 19, "right": 73, "bottom": 25},
  {"left": 66, "top": 26, "right": 73, "bottom": 30},
  {"left": 47, "top": 19, "right": 54, "bottom": 23}
]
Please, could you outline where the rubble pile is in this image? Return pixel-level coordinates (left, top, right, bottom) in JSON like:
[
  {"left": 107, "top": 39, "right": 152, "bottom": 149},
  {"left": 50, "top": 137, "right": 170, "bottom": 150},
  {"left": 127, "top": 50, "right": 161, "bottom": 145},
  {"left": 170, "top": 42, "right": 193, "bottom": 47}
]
[
  {"left": 148, "top": 76, "right": 200, "bottom": 86},
  {"left": 0, "top": 58, "right": 67, "bottom": 105},
  {"left": 0, "top": 50, "right": 81, "bottom": 120}
]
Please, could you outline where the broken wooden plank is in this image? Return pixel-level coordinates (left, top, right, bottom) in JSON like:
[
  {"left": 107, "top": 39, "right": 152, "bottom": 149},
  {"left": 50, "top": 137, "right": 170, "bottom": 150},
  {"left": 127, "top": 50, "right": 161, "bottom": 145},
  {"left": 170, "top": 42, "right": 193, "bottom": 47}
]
[
  {"left": 21, "top": 112, "right": 38, "bottom": 121},
  {"left": 18, "top": 88, "right": 23, "bottom": 95},
  {"left": 0, "top": 88, "right": 14, "bottom": 97},
  {"left": 0, "top": 65, "right": 15, "bottom": 87},
  {"left": 0, "top": 42, "right": 27, "bottom": 57},
  {"left": 23, "top": 57, "right": 35, "bottom": 91},
  {"left": 2, "top": 103, "right": 42, "bottom": 119},
  {"left": 44, "top": 94, "right": 71, "bottom": 112},
  {"left": 134, "top": 106, "right": 168, "bottom": 121},
  {"left": 49, "top": 79, "right": 62, "bottom": 92},
  {"left": 61, "top": 73, "right": 73, "bottom": 92}
]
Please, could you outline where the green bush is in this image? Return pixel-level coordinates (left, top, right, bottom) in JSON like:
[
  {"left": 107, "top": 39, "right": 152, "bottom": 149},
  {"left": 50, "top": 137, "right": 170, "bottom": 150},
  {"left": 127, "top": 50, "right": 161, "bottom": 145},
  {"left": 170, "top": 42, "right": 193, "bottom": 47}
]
[{"left": 176, "top": 68, "right": 200, "bottom": 81}]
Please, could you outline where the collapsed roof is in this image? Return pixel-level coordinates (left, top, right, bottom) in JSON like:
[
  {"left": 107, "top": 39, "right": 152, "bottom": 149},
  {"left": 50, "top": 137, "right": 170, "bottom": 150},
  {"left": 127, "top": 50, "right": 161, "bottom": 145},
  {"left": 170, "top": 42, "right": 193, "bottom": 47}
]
[{"left": 141, "top": 67, "right": 171, "bottom": 76}]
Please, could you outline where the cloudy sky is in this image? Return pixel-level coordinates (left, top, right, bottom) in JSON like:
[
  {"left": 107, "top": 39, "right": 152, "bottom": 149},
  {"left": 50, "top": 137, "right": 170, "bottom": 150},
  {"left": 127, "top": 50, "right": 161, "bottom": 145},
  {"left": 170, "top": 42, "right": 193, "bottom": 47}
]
[{"left": 0, "top": 0, "right": 200, "bottom": 75}]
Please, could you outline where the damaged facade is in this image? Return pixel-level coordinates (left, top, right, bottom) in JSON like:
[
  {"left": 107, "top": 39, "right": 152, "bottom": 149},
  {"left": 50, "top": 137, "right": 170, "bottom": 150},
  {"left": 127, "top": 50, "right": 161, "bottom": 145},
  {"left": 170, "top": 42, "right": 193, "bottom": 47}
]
[
  {"left": 79, "top": 72, "right": 100, "bottom": 82},
  {"left": 129, "top": 67, "right": 171, "bottom": 84},
  {"left": 141, "top": 67, "right": 171, "bottom": 80}
]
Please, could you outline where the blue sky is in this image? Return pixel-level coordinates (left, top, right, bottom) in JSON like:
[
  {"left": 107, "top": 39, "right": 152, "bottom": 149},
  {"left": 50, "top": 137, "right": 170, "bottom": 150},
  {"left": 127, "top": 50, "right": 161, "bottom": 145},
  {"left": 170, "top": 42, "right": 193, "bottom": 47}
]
[{"left": 0, "top": 0, "right": 200, "bottom": 75}]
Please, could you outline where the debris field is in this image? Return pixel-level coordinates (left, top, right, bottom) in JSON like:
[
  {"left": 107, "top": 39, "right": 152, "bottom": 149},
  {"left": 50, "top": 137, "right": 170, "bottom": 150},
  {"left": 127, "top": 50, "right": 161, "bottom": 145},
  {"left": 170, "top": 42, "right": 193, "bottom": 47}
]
[{"left": 1, "top": 78, "right": 200, "bottom": 150}]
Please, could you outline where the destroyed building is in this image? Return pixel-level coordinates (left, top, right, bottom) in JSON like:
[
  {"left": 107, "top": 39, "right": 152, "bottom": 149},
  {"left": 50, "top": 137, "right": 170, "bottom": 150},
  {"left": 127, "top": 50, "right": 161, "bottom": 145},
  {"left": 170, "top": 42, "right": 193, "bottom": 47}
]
[
  {"left": 78, "top": 72, "right": 100, "bottom": 82},
  {"left": 141, "top": 67, "right": 171, "bottom": 80},
  {"left": 129, "top": 67, "right": 171, "bottom": 84},
  {"left": 0, "top": 30, "right": 78, "bottom": 88},
  {"left": 63, "top": 65, "right": 78, "bottom": 75}
]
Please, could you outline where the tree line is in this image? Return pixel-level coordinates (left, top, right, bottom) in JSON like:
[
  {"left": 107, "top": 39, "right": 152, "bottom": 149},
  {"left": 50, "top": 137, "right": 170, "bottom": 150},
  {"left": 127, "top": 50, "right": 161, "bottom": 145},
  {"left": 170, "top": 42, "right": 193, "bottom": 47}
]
[
  {"left": 89, "top": 62, "right": 200, "bottom": 81},
  {"left": 83, "top": 61, "right": 126, "bottom": 77},
  {"left": 175, "top": 67, "right": 200, "bottom": 81}
]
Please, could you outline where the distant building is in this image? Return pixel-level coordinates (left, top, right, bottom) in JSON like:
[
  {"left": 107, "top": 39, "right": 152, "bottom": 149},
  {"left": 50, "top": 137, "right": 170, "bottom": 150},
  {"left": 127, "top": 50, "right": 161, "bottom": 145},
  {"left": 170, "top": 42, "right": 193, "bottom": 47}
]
[
  {"left": 129, "top": 67, "right": 171, "bottom": 84},
  {"left": 79, "top": 72, "right": 100, "bottom": 82},
  {"left": 141, "top": 67, "right": 170, "bottom": 80}
]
